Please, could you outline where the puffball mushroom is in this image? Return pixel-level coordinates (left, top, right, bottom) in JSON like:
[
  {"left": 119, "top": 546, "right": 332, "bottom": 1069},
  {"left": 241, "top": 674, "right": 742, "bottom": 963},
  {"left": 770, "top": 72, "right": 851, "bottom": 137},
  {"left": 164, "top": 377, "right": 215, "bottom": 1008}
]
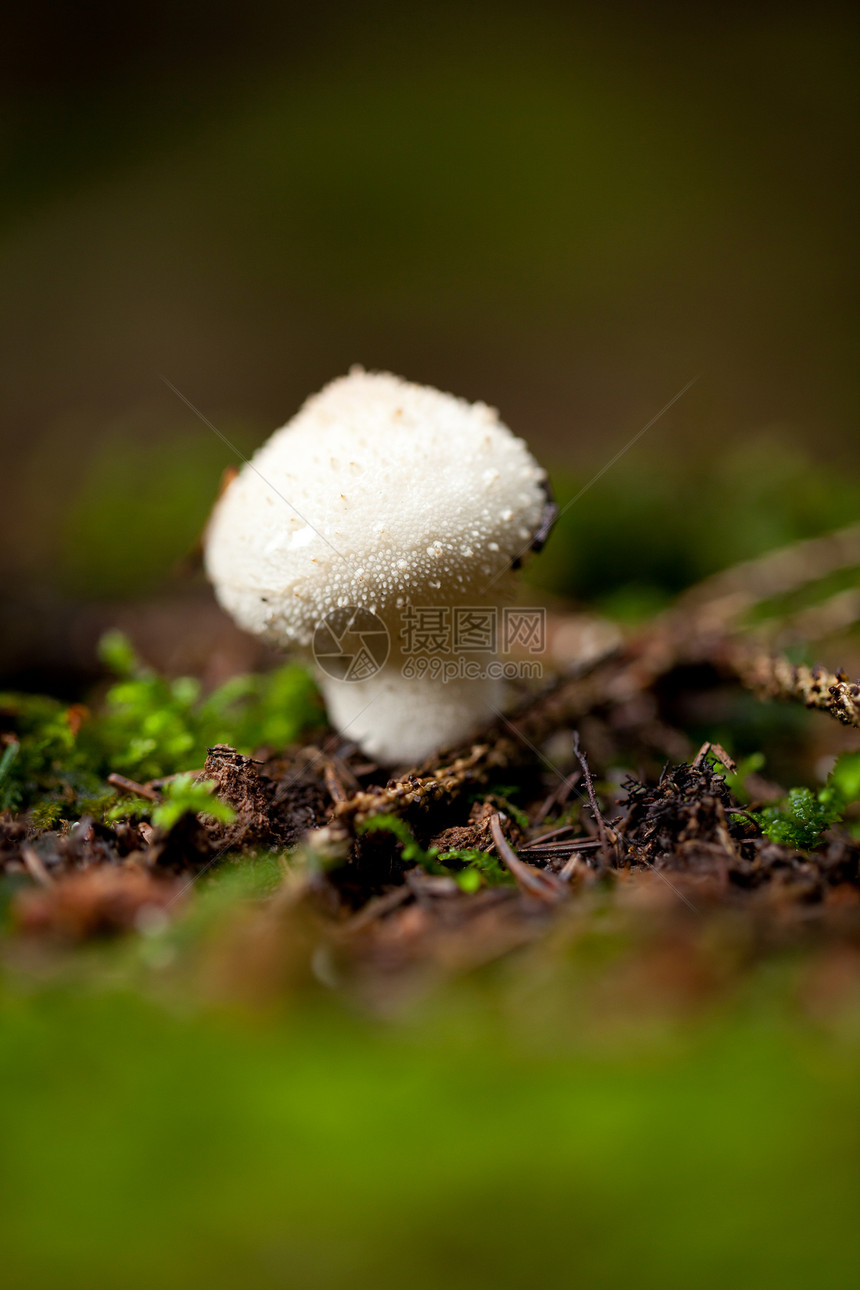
[{"left": 204, "top": 369, "right": 554, "bottom": 764}]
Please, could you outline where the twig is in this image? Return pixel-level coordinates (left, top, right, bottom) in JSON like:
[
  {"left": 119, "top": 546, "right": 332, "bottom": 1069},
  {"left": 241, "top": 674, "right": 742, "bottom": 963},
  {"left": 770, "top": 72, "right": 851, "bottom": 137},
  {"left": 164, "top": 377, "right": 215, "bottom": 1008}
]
[
  {"left": 489, "top": 813, "right": 565, "bottom": 903},
  {"left": 521, "top": 838, "right": 603, "bottom": 853},
  {"left": 522, "top": 823, "right": 575, "bottom": 846},
  {"left": 323, "top": 761, "right": 349, "bottom": 804},
  {"left": 724, "top": 648, "right": 860, "bottom": 730},
  {"left": 692, "top": 741, "right": 737, "bottom": 774},
  {"left": 107, "top": 773, "right": 160, "bottom": 802},
  {"left": 571, "top": 732, "right": 613, "bottom": 863},
  {"left": 329, "top": 753, "right": 361, "bottom": 793},
  {"left": 559, "top": 853, "right": 591, "bottom": 881}
]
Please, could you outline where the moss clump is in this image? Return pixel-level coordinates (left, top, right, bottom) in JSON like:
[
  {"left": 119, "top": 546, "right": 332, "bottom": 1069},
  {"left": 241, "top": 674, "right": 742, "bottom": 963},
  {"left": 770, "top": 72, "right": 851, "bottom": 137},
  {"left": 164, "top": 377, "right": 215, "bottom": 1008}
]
[
  {"left": 357, "top": 814, "right": 513, "bottom": 890},
  {"left": 0, "top": 632, "right": 323, "bottom": 821},
  {"left": 754, "top": 752, "right": 860, "bottom": 850}
]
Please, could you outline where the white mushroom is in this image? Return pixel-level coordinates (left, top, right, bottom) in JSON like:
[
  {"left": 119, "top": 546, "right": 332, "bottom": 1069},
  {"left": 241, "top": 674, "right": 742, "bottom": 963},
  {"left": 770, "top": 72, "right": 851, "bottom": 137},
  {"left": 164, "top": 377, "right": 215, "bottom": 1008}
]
[{"left": 205, "top": 368, "right": 553, "bottom": 763}]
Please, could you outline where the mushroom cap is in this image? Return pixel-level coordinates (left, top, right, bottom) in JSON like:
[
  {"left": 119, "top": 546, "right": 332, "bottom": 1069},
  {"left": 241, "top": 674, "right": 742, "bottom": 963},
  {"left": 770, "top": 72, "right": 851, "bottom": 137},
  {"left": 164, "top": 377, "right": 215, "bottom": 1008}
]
[{"left": 205, "top": 369, "right": 549, "bottom": 646}]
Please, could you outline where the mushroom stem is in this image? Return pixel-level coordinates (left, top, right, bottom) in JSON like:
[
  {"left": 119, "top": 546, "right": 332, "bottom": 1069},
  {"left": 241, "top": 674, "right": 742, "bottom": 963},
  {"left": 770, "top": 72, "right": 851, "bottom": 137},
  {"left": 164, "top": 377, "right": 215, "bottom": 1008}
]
[{"left": 316, "top": 664, "right": 505, "bottom": 764}]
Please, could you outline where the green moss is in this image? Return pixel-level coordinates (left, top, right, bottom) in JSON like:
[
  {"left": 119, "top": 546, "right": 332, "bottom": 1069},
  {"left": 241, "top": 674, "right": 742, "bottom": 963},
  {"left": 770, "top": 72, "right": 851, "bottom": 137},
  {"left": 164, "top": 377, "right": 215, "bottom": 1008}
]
[
  {"left": 0, "top": 693, "right": 107, "bottom": 816},
  {"left": 357, "top": 815, "right": 513, "bottom": 889},
  {"left": 753, "top": 752, "right": 860, "bottom": 850},
  {"left": 0, "top": 632, "right": 322, "bottom": 821},
  {"left": 150, "top": 775, "right": 236, "bottom": 832},
  {"left": 709, "top": 747, "right": 860, "bottom": 851}
]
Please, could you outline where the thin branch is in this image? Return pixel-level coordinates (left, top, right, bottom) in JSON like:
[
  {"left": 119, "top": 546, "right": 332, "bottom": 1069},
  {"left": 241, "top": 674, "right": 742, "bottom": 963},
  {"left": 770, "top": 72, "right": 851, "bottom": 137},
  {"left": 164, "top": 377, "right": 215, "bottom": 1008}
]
[
  {"left": 521, "top": 838, "right": 603, "bottom": 853},
  {"left": 725, "top": 648, "right": 860, "bottom": 730},
  {"left": 522, "top": 823, "right": 575, "bottom": 847},
  {"left": 107, "top": 773, "right": 161, "bottom": 802},
  {"left": 489, "top": 814, "right": 566, "bottom": 903},
  {"left": 571, "top": 732, "right": 613, "bottom": 863}
]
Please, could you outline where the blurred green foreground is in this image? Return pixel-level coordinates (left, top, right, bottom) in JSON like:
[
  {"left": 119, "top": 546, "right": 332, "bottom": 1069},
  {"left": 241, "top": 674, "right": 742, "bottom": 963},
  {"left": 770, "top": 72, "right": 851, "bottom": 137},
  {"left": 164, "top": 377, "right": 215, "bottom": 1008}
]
[{"left": 2, "top": 919, "right": 859, "bottom": 1290}]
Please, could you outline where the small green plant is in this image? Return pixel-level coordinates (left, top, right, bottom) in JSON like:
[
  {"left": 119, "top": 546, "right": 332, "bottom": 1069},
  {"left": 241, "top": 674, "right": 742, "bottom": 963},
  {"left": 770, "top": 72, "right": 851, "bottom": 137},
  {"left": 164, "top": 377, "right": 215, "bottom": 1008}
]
[
  {"left": 358, "top": 814, "right": 440, "bottom": 867},
  {"left": 105, "top": 768, "right": 237, "bottom": 830},
  {"left": 357, "top": 816, "right": 513, "bottom": 890},
  {"left": 96, "top": 631, "right": 322, "bottom": 782},
  {"left": 753, "top": 752, "right": 860, "bottom": 850},
  {"left": 151, "top": 774, "right": 236, "bottom": 832},
  {"left": 105, "top": 795, "right": 156, "bottom": 823},
  {"left": 0, "top": 694, "right": 109, "bottom": 817},
  {"left": 106, "top": 776, "right": 236, "bottom": 831},
  {"left": 0, "top": 632, "right": 323, "bottom": 822},
  {"left": 437, "top": 846, "right": 511, "bottom": 889}
]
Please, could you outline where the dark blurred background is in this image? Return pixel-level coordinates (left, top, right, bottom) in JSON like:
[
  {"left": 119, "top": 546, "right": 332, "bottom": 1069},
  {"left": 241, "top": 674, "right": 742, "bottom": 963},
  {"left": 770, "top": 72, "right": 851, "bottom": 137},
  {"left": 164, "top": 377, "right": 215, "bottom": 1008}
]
[{"left": 2, "top": 0, "right": 858, "bottom": 690}]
